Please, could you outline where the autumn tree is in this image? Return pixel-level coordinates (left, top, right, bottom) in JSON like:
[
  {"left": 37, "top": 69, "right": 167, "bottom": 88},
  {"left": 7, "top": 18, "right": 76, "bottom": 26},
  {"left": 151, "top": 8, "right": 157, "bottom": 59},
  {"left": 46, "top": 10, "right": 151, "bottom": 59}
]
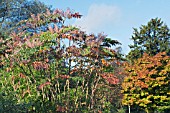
[
  {"left": 122, "top": 52, "right": 170, "bottom": 113},
  {"left": 127, "top": 18, "right": 170, "bottom": 62}
]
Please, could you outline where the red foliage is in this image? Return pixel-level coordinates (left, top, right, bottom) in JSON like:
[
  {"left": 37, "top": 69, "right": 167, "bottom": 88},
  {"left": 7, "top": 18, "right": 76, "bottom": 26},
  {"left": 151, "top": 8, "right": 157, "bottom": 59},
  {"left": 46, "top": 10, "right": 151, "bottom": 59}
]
[
  {"left": 32, "top": 61, "right": 49, "bottom": 70},
  {"left": 56, "top": 105, "right": 66, "bottom": 112},
  {"left": 101, "top": 73, "right": 119, "bottom": 85},
  {"left": 19, "top": 73, "right": 26, "bottom": 78},
  {"left": 59, "top": 75, "right": 70, "bottom": 79},
  {"left": 38, "top": 82, "right": 51, "bottom": 90},
  {"left": 71, "top": 12, "right": 82, "bottom": 18}
]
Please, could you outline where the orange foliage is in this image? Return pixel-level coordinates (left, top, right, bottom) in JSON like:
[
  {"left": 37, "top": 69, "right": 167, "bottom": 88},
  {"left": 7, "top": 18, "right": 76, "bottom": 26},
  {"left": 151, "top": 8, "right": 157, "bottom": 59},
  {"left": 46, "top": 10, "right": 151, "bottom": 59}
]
[{"left": 122, "top": 52, "right": 170, "bottom": 111}]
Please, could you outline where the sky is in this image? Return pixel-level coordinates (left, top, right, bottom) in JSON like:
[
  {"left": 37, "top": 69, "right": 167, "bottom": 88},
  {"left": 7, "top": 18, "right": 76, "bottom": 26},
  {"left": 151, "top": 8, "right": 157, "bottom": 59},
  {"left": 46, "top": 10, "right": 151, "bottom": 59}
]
[{"left": 39, "top": 0, "right": 170, "bottom": 54}]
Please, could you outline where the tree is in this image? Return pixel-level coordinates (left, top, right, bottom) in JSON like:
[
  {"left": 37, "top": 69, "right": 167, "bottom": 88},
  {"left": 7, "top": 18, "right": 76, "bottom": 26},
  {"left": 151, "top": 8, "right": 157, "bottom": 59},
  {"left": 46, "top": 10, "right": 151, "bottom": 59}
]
[
  {"left": 0, "top": 7, "right": 125, "bottom": 112},
  {"left": 0, "top": 0, "right": 50, "bottom": 37},
  {"left": 122, "top": 52, "right": 170, "bottom": 113},
  {"left": 127, "top": 18, "right": 170, "bottom": 62}
]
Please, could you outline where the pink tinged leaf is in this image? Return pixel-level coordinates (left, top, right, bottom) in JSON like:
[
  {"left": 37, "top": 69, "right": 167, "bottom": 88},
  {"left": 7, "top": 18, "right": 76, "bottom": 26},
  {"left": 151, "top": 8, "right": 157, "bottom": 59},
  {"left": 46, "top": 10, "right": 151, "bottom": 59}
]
[
  {"left": 53, "top": 9, "right": 61, "bottom": 15},
  {"left": 38, "top": 84, "right": 45, "bottom": 90},
  {"left": 54, "top": 24, "right": 59, "bottom": 33},
  {"left": 5, "top": 53, "right": 8, "bottom": 58},
  {"left": 31, "top": 14, "right": 35, "bottom": 20},
  {"left": 19, "top": 73, "right": 26, "bottom": 78},
  {"left": 45, "top": 82, "right": 51, "bottom": 85},
  {"left": 59, "top": 75, "right": 70, "bottom": 79},
  {"left": 38, "top": 82, "right": 51, "bottom": 90},
  {"left": 37, "top": 14, "right": 40, "bottom": 21},
  {"left": 65, "top": 8, "right": 71, "bottom": 18},
  {"left": 46, "top": 9, "right": 51, "bottom": 16},
  {"left": 48, "top": 25, "right": 54, "bottom": 33},
  {"left": 25, "top": 40, "right": 33, "bottom": 48}
]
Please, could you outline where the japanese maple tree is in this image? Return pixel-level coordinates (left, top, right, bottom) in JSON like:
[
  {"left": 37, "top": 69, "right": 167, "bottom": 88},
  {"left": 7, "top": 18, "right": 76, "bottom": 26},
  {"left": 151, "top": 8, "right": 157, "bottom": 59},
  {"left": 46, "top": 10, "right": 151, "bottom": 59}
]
[{"left": 122, "top": 52, "right": 170, "bottom": 113}]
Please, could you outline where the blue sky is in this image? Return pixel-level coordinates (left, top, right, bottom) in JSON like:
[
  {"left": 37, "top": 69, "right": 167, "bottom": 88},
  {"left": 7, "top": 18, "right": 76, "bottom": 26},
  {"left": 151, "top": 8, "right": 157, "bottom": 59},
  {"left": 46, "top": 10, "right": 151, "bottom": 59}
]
[{"left": 39, "top": 0, "right": 170, "bottom": 54}]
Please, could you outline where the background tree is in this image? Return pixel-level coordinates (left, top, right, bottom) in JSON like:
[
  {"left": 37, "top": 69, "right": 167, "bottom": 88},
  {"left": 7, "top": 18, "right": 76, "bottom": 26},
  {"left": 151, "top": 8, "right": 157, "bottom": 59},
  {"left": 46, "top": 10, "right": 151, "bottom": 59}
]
[
  {"left": 122, "top": 52, "right": 170, "bottom": 113},
  {"left": 0, "top": 0, "right": 50, "bottom": 37},
  {"left": 127, "top": 18, "right": 170, "bottom": 62}
]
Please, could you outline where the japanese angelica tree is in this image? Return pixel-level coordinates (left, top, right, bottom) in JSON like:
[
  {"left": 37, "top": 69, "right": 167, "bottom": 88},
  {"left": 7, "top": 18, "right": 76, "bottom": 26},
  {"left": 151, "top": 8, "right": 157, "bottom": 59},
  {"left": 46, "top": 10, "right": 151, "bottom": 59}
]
[{"left": 0, "top": 7, "right": 125, "bottom": 112}]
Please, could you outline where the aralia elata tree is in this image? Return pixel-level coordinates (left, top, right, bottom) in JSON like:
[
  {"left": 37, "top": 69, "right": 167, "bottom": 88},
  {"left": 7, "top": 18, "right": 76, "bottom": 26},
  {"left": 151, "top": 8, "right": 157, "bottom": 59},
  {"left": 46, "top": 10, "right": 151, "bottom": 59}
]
[{"left": 0, "top": 7, "right": 125, "bottom": 112}]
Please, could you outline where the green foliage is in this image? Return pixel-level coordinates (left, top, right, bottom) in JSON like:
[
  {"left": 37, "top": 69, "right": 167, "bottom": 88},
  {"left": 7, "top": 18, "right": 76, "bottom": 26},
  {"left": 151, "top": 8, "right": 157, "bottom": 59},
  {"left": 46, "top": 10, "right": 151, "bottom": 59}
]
[{"left": 127, "top": 18, "right": 170, "bottom": 62}]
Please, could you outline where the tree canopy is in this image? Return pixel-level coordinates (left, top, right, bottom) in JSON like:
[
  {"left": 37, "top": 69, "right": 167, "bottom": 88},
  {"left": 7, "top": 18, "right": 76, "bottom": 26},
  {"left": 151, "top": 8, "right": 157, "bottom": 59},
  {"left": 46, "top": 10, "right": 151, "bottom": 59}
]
[{"left": 127, "top": 18, "right": 170, "bottom": 62}]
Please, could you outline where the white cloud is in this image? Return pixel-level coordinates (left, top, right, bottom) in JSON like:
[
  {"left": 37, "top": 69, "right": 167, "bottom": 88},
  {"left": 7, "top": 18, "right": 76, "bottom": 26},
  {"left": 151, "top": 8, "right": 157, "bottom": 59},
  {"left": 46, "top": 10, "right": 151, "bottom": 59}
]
[{"left": 74, "top": 4, "right": 121, "bottom": 34}]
